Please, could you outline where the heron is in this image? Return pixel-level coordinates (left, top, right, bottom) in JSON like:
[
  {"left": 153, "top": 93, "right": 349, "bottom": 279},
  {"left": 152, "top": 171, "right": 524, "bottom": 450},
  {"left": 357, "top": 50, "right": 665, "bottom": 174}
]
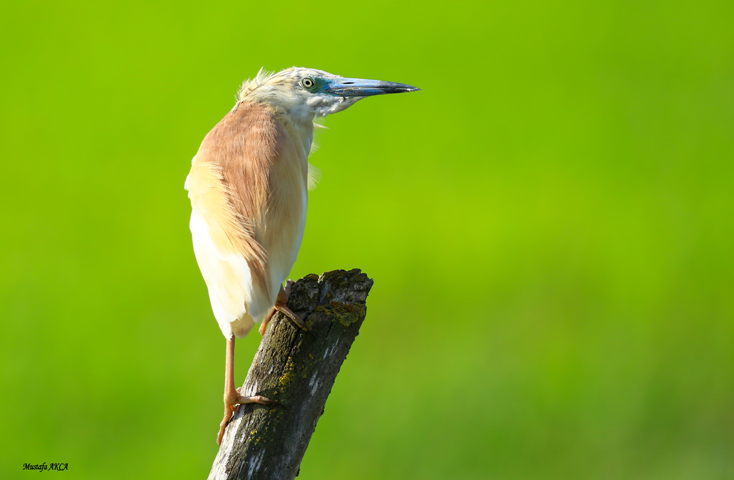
[{"left": 184, "top": 67, "right": 419, "bottom": 444}]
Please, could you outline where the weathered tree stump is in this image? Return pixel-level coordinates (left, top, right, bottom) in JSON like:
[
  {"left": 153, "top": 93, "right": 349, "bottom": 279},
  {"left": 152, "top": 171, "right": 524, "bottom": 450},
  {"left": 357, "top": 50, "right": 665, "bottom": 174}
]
[{"left": 208, "top": 269, "right": 374, "bottom": 480}]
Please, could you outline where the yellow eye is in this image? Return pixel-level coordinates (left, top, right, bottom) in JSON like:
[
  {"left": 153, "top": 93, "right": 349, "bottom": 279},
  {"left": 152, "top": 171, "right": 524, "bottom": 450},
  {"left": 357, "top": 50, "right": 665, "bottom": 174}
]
[{"left": 301, "top": 78, "right": 314, "bottom": 89}]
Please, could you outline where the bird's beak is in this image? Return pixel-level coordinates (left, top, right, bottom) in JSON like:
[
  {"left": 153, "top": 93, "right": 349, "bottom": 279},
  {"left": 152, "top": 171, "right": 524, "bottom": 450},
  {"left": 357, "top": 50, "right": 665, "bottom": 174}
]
[{"left": 324, "top": 78, "right": 420, "bottom": 97}]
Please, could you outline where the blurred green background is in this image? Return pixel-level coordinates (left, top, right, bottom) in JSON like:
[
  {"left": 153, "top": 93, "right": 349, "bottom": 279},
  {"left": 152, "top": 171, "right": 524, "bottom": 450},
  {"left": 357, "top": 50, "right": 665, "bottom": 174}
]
[{"left": 2, "top": 0, "right": 733, "bottom": 478}]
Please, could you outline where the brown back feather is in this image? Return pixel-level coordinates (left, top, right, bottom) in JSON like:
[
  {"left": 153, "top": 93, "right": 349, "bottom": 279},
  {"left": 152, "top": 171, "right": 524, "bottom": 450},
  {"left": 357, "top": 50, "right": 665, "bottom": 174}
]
[{"left": 189, "top": 102, "right": 279, "bottom": 294}]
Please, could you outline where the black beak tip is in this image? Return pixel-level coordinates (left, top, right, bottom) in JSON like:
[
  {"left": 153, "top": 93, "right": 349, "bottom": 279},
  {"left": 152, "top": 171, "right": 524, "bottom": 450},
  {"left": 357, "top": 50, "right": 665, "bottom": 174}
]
[
  {"left": 381, "top": 81, "right": 420, "bottom": 94},
  {"left": 393, "top": 83, "right": 420, "bottom": 93}
]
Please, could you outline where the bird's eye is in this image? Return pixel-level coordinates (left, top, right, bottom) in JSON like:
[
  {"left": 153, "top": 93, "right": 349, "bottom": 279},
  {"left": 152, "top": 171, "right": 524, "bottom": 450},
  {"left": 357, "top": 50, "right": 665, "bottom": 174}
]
[{"left": 301, "top": 77, "right": 315, "bottom": 89}]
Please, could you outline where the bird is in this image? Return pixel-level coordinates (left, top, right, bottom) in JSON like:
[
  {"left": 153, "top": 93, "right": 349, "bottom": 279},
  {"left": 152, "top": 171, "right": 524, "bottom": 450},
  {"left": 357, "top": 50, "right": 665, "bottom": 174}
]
[{"left": 184, "top": 67, "right": 419, "bottom": 444}]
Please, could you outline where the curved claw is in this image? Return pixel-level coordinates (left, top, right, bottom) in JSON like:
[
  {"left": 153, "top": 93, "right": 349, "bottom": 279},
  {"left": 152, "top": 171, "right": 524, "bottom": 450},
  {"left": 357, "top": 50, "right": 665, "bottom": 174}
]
[
  {"left": 284, "top": 279, "right": 294, "bottom": 295},
  {"left": 217, "top": 408, "right": 233, "bottom": 445},
  {"left": 249, "top": 396, "right": 283, "bottom": 408},
  {"left": 236, "top": 388, "right": 280, "bottom": 406}
]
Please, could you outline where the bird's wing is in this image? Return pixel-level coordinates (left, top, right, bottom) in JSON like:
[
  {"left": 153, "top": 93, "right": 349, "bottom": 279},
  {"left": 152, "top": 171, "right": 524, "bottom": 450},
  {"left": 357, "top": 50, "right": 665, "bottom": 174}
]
[{"left": 186, "top": 102, "right": 280, "bottom": 335}]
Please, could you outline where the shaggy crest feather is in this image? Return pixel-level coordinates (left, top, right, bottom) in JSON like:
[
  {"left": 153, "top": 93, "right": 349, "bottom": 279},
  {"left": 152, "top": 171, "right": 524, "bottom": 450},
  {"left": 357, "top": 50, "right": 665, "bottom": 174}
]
[{"left": 236, "top": 67, "right": 275, "bottom": 101}]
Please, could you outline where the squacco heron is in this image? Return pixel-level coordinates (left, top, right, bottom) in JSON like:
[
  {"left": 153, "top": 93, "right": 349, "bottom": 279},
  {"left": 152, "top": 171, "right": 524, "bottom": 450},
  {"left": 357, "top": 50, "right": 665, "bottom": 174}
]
[{"left": 184, "top": 67, "right": 419, "bottom": 444}]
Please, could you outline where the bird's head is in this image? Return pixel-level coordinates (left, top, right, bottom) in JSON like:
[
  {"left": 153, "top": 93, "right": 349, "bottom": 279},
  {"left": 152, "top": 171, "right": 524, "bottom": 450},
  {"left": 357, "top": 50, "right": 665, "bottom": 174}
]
[{"left": 237, "top": 67, "right": 419, "bottom": 121}]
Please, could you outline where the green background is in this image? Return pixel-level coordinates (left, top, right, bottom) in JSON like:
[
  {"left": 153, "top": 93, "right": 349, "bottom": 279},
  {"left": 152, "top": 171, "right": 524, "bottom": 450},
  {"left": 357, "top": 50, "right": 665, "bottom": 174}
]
[{"left": 2, "top": 0, "right": 733, "bottom": 478}]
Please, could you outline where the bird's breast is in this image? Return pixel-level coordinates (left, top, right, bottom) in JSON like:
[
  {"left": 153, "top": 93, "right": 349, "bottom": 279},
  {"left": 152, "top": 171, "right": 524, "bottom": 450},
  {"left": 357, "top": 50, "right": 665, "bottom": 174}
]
[{"left": 257, "top": 116, "right": 313, "bottom": 295}]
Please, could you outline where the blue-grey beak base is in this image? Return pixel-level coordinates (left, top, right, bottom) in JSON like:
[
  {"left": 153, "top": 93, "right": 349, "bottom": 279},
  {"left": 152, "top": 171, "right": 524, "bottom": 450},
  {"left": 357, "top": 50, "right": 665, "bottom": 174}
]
[{"left": 324, "top": 78, "right": 420, "bottom": 97}]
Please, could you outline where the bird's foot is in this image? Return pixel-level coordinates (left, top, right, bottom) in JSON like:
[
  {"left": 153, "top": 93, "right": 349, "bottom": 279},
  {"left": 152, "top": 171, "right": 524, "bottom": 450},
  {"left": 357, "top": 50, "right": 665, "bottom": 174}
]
[
  {"left": 217, "top": 387, "right": 278, "bottom": 445},
  {"left": 275, "top": 304, "right": 307, "bottom": 330},
  {"left": 277, "top": 280, "right": 308, "bottom": 330},
  {"left": 259, "top": 280, "right": 308, "bottom": 335}
]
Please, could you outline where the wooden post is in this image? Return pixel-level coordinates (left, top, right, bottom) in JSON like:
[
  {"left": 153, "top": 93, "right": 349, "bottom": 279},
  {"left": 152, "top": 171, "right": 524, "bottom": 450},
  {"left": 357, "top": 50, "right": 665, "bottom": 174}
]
[{"left": 208, "top": 269, "right": 374, "bottom": 480}]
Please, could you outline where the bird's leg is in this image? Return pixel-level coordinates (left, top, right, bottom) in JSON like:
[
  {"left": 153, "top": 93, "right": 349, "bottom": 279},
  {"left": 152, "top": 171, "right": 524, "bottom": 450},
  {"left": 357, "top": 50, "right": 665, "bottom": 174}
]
[
  {"left": 259, "top": 280, "right": 308, "bottom": 335},
  {"left": 217, "top": 335, "right": 276, "bottom": 445}
]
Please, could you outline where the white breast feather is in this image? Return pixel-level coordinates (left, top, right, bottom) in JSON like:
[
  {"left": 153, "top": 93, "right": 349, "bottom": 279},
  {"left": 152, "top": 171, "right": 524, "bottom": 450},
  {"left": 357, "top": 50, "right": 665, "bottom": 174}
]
[{"left": 189, "top": 209, "right": 255, "bottom": 338}]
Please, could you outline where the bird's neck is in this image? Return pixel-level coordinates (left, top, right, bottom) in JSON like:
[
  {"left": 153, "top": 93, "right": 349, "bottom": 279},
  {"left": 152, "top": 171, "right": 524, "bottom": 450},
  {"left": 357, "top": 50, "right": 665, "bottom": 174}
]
[
  {"left": 234, "top": 99, "right": 314, "bottom": 173},
  {"left": 271, "top": 108, "right": 315, "bottom": 163}
]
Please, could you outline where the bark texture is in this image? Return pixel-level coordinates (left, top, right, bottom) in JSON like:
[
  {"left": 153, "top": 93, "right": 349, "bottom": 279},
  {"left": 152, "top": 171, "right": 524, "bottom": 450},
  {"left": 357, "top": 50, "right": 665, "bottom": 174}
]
[{"left": 208, "top": 269, "right": 374, "bottom": 480}]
